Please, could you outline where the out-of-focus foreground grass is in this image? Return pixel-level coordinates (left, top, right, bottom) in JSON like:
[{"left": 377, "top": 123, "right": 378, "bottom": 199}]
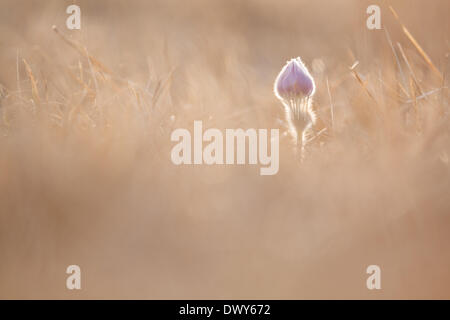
[{"left": 0, "top": 0, "right": 449, "bottom": 298}]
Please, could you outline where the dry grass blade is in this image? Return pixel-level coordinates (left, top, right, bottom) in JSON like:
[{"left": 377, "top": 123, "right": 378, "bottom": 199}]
[
  {"left": 16, "top": 50, "right": 21, "bottom": 95},
  {"left": 350, "top": 62, "right": 376, "bottom": 102},
  {"left": 52, "top": 25, "right": 112, "bottom": 75},
  {"left": 151, "top": 67, "right": 175, "bottom": 109},
  {"left": 384, "top": 27, "right": 408, "bottom": 97},
  {"left": 22, "top": 58, "right": 40, "bottom": 105},
  {"left": 389, "top": 6, "right": 443, "bottom": 81},
  {"left": 397, "top": 42, "right": 424, "bottom": 96},
  {"left": 326, "top": 76, "right": 334, "bottom": 131},
  {"left": 409, "top": 76, "right": 421, "bottom": 132}
]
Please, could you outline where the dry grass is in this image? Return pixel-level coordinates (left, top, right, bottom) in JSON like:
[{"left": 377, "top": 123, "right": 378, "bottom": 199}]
[{"left": 0, "top": 0, "right": 449, "bottom": 299}]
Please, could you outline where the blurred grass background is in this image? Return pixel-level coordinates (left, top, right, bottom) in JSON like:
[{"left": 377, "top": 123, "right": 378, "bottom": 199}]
[{"left": 0, "top": 0, "right": 449, "bottom": 298}]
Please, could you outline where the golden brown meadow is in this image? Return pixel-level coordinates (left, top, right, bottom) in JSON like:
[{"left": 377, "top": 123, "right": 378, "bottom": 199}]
[{"left": 0, "top": 0, "right": 449, "bottom": 299}]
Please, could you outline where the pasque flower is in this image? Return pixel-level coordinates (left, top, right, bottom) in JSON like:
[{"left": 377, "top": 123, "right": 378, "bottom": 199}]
[
  {"left": 274, "top": 57, "right": 315, "bottom": 101},
  {"left": 274, "top": 57, "right": 317, "bottom": 158}
]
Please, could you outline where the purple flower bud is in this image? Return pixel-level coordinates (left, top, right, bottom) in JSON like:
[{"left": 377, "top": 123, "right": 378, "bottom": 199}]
[{"left": 274, "top": 57, "right": 315, "bottom": 101}]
